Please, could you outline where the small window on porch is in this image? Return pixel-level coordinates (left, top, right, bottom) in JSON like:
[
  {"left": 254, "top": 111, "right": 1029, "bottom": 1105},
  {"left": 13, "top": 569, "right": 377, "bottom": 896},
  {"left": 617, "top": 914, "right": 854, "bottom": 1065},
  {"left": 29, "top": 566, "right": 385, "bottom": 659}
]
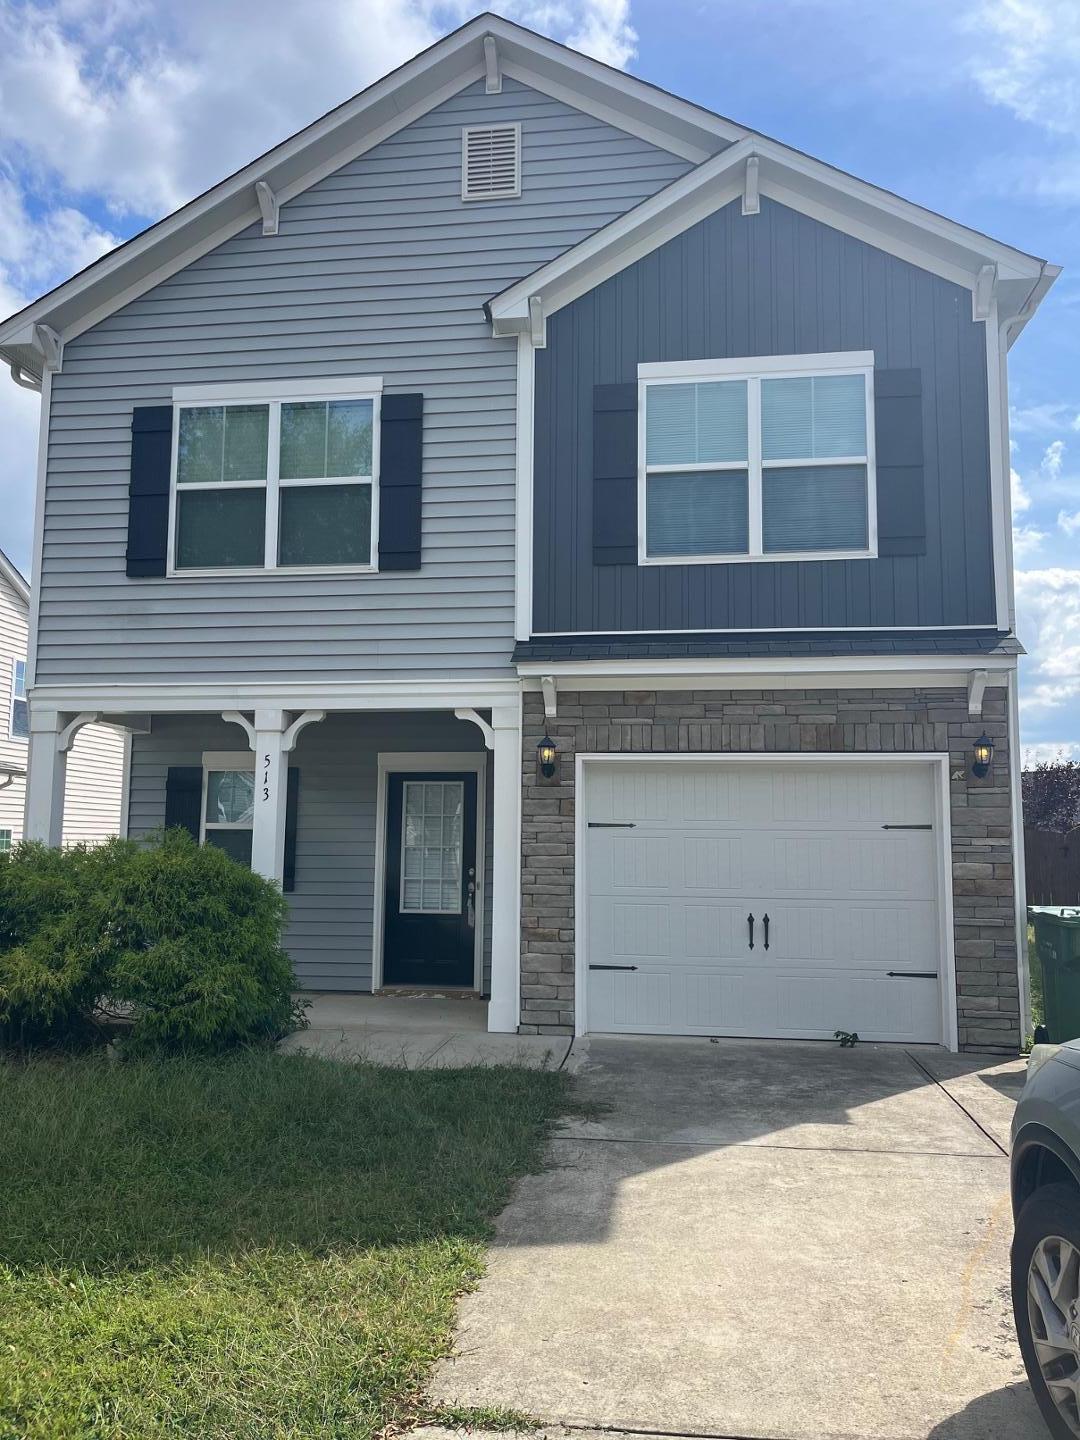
[{"left": 202, "top": 766, "right": 255, "bottom": 865}]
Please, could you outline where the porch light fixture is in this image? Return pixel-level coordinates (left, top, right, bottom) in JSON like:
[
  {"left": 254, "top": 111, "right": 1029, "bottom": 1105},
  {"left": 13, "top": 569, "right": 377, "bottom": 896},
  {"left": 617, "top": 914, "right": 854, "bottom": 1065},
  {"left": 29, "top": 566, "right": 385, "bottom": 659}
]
[
  {"left": 971, "top": 734, "right": 994, "bottom": 779},
  {"left": 537, "top": 733, "right": 557, "bottom": 779}
]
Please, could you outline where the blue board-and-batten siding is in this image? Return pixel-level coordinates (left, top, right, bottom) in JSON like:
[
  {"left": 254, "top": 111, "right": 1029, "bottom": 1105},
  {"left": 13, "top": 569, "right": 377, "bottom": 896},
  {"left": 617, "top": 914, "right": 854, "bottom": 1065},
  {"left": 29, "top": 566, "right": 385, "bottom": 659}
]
[
  {"left": 532, "top": 196, "right": 995, "bottom": 634},
  {"left": 39, "top": 77, "right": 693, "bottom": 686}
]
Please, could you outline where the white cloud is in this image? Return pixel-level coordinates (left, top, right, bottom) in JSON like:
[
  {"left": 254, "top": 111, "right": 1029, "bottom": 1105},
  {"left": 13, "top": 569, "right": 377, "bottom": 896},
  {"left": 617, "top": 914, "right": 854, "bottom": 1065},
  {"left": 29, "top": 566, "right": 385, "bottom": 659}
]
[
  {"left": 1015, "top": 568, "right": 1080, "bottom": 715},
  {"left": 1012, "top": 465, "right": 1032, "bottom": 515},
  {"left": 1023, "top": 741, "right": 1080, "bottom": 763},
  {"left": 967, "top": 0, "right": 1080, "bottom": 138},
  {"left": 1011, "top": 401, "right": 1080, "bottom": 435},
  {"left": 1043, "top": 438, "right": 1066, "bottom": 480},
  {"left": 1058, "top": 509, "right": 1080, "bottom": 536},
  {"left": 1014, "top": 524, "right": 1047, "bottom": 558}
]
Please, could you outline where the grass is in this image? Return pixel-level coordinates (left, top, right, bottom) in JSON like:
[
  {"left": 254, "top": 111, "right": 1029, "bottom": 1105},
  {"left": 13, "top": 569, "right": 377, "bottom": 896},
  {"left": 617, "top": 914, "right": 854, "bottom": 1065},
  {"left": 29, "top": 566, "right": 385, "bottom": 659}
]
[
  {"left": 0, "top": 1050, "right": 570, "bottom": 1440},
  {"left": 1028, "top": 922, "right": 1044, "bottom": 1031}
]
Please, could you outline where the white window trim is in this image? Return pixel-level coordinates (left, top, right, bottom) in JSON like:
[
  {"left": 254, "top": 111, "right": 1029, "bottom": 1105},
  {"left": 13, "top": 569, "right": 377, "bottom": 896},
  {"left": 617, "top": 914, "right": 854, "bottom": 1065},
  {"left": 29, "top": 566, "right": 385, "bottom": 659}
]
[
  {"left": 200, "top": 751, "right": 255, "bottom": 847},
  {"left": 461, "top": 122, "right": 522, "bottom": 202},
  {"left": 10, "top": 657, "right": 27, "bottom": 743},
  {"left": 637, "top": 351, "right": 877, "bottom": 567},
  {"left": 167, "top": 378, "right": 382, "bottom": 578}
]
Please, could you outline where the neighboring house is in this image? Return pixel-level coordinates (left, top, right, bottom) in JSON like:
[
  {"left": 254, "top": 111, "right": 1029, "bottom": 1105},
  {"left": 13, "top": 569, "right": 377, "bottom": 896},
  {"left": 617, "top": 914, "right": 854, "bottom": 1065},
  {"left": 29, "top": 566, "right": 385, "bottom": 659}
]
[
  {"left": 0, "top": 546, "right": 127, "bottom": 848},
  {"left": 0, "top": 15, "right": 1058, "bottom": 1052}
]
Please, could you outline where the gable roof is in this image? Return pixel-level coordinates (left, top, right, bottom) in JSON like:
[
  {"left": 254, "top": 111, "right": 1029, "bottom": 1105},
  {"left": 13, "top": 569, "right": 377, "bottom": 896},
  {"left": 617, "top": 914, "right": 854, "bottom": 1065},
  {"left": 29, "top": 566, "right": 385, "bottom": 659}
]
[
  {"left": 0, "top": 547, "right": 30, "bottom": 608},
  {"left": 487, "top": 134, "right": 1057, "bottom": 347},
  {"left": 0, "top": 11, "right": 745, "bottom": 382},
  {"left": 0, "top": 10, "right": 1057, "bottom": 381}
]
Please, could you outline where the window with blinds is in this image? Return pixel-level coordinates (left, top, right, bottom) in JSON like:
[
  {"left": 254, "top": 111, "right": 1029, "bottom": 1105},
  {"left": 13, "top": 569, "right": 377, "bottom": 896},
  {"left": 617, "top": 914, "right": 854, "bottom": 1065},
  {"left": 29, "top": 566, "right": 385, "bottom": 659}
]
[
  {"left": 461, "top": 123, "right": 521, "bottom": 200},
  {"left": 640, "top": 354, "right": 875, "bottom": 563}
]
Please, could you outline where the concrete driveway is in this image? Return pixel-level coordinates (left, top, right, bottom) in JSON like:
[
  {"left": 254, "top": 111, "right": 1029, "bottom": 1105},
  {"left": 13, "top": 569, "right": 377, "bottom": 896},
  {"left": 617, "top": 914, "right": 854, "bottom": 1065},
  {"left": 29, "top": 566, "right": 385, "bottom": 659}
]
[{"left": 430, "top": 1037, "right": 1046, "bottom": 1440}]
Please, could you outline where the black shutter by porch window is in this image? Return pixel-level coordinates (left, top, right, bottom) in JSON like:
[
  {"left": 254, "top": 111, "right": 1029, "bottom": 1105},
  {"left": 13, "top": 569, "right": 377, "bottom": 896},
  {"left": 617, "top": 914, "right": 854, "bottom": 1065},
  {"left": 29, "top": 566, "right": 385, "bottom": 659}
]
[
  {"left": 164, "top": 767, "right": 202, "bottom": 839},
  {"left": 283, "top": 767, "right": 300, "bottom": 893},
  {"left": 593, "top": 382, "right": 638, "bottom": 566},
  {"left": 378, "top": 392, "right": 423, "bottom": 571},
  {"left": 874, "top": 369, "right": 926, "bottom": 557},
  {"left": 127, "top": 405, "right": 173, "bottom": 578}
]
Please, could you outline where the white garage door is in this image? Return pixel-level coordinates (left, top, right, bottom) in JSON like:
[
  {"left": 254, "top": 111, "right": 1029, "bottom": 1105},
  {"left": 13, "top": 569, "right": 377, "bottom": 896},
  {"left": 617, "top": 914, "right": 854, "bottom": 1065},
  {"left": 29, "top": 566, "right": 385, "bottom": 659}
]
[{"left": 583, "top": 760, "right": 945, "bottom": 1043}]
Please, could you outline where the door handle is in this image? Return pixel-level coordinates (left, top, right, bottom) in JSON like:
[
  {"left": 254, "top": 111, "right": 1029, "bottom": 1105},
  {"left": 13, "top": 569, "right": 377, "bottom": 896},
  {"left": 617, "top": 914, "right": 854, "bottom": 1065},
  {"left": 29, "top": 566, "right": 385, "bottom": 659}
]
[
  {"left": 747, "top": 913, "right": 755, "bottom": 950},
  {"left": 466, "top": 876, "right": 476, "bottom": 927},
  {"left": 763, "top": 914, "right": 770, "bottom": 951}
]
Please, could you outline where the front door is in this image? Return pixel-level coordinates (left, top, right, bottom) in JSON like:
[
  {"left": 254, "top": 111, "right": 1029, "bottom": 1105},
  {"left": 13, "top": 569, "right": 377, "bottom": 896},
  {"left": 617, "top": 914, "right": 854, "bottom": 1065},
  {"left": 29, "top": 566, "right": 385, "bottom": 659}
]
[{"left": 383, "top": 771, "right": 478, "bottom": 987}]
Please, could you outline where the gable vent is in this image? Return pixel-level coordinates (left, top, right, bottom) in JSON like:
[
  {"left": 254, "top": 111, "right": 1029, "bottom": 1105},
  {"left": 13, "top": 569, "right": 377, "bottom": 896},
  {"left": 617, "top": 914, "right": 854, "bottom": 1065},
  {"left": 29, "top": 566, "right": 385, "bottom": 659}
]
[{"left": 462, "top": 123, "right": 521, "bottom": 201}]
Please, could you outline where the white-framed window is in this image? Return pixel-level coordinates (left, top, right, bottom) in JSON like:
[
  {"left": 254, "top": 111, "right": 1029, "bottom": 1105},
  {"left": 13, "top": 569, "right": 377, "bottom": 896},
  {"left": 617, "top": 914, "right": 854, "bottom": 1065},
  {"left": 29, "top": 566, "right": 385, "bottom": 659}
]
[
  {"left": 0, "top": 829, "right": 11, "bottom": 853},
  {"left": 638, "top": 352, "right": 876, "bottom": 565},
  {"left": 200, "top": 752, "right": 255, "bottom": 866},
  {"left": 400, "top": 778, "right": 464, "bottom": 915},
  {"left": 10, "top": 658, "right": 27, "bottom": 741},
  {"left": 169, "top": 377, "right": 382, "bottom": 575}
]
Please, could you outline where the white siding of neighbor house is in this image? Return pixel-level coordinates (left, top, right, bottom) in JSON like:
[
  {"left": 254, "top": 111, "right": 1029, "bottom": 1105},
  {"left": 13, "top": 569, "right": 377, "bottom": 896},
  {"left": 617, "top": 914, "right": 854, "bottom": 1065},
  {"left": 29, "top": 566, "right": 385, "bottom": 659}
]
[
  {"left": 126, "top": 712, "right": 494, "bottom": 992},
  {"left": 0, "top": 567, "right": 127, "bottom": 845},
  {"left": 37, "top": 77, "right": 693, "bottom": 687}
]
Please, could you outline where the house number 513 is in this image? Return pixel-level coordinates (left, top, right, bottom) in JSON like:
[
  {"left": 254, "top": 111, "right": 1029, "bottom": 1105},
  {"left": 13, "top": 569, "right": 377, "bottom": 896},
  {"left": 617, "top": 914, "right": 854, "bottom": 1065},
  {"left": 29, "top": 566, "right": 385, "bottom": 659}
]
[{"left": 262, "top": 752, "right": 272, "bottom": 803}]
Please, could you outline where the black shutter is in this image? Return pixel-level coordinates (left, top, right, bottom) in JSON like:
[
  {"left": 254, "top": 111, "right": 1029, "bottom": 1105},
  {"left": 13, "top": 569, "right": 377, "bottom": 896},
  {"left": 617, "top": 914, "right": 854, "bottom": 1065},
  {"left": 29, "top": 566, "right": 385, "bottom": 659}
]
[
  {"left": 283, "top": 767, "right": 300, "bottom": 893},
  {"left": 378, "top": 392, "right": 423, "bottom": 571},
  {"left": 164, "top": 766, "right": 202, "bottom": 839},
  {"left": 127, "top": 405, "right": 173, "bottom": 578},
  {"left": 593, "top": 382, "right": 638, "bottom": 566},
  {"left": 874, "top": 369, "right": 926, "bottom": 557}
]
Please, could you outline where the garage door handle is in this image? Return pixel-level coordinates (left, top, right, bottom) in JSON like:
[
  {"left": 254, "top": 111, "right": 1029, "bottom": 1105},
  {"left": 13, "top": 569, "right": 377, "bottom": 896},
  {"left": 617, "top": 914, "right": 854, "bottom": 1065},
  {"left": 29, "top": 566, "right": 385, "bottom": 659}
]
[
  {"left": 587, "top": 822, "right": 637, "bottom": 828},
  {"left": 748, "top": 913, "right": 755, "bottom": 950},
  {"left": 763, "top": 913, "right": 770, "bottom": 951},
  {"left": 887, "top": 971, "right": 939, "bottom": 979},
  {"left": 882, "top": 824, "right": 933, "bottom": 830},
  {"left": 589, "top": 964, "right": 638, "bottom": 971}
]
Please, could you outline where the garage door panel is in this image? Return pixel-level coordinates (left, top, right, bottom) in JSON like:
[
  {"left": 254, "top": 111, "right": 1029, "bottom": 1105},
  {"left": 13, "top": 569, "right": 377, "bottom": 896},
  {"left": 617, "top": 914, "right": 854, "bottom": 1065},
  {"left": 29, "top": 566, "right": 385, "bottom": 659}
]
[{"left": 583, "top": 760, "right": 945, "bottom": 1044}]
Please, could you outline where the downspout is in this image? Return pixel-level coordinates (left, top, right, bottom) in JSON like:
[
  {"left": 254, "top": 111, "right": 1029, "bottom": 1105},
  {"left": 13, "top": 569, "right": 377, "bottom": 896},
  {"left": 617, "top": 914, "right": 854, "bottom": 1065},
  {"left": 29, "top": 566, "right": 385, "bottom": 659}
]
[{"left": 8, "top": 362, "right": 42, "bottom": 393}]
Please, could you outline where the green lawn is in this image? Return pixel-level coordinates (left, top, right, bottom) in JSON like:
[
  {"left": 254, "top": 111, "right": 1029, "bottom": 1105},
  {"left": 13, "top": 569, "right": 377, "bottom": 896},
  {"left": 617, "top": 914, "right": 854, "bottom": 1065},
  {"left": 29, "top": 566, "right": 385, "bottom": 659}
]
[{"left": 0, "top": 1051, "right": 569, "bottom": 1439}]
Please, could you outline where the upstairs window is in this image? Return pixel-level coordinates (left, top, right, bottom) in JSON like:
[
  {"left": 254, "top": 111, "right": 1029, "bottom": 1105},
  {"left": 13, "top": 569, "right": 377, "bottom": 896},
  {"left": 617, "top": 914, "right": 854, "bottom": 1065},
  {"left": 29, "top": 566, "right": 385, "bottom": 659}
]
[
  {"left": 640, "top": 353, "right": 875, "bottom": 564},
  {"left": 170, "top": 379, "right": 380, "bottom": 574},
  {"left": 10, "top": 658, "right": 27, "bottom": 741}
]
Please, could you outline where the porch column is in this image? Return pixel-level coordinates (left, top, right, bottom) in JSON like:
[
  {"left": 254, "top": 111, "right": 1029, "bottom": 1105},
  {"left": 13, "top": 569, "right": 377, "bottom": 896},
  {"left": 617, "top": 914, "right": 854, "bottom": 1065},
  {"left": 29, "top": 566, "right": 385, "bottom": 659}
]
[
  {"left": 24, "top": 707, "right": 67, "bottom": 845},
  {"left": 488, "top": 702, "right": 523, "bottom": 1033},
  {"left": 250, "top": 708, "right": 289, "bottom": 887}
]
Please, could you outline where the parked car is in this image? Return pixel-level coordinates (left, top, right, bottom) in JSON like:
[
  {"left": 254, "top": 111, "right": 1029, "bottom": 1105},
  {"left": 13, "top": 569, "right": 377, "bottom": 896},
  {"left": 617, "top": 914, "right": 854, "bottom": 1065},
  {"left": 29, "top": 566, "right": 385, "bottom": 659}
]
[{"left": 1012, "top": 1042, "right": 1080, "bottom": 1438}]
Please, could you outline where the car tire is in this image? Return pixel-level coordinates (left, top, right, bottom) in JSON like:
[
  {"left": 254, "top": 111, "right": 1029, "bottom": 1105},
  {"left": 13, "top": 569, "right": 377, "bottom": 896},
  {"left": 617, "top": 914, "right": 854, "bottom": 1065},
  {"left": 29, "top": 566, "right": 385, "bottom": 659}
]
[{"left": 1013, "top": 1182, "right": 1080, "bottom": 1440}]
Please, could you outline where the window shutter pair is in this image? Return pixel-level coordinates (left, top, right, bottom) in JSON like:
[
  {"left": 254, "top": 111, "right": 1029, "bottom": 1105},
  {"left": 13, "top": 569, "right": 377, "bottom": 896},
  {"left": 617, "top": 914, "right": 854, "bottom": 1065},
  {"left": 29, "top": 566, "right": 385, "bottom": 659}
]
[
  {"left": 164, "top": 766, "right": 301, "bottom": 892},
  {"left": 590, "top": 370, "right": 927, "bottom": 564},
  {"left": 125, "top": 395, "right": 425, "bottom": 576}
]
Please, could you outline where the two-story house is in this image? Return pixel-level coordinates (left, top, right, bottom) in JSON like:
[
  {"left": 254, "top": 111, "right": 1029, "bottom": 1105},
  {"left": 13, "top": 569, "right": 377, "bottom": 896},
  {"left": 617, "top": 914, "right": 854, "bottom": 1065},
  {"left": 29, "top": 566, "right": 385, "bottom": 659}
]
[
  {"left": 0, "top": 14, "right": 1057, "bottom": 1052},
  {"left": 0, "top": 546, "right": 127, "bottom": 848}
]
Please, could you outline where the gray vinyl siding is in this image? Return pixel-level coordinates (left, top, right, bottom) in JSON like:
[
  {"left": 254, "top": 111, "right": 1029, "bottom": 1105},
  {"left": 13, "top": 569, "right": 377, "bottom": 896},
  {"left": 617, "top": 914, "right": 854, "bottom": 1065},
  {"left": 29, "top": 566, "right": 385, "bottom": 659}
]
[
  {"left": 533, "top": 196, "right": 995, "bottom": 633},
  {"left": 127, "top": 711, "right": 494, "bottom": 992},
  {"left": 39, "top": 77, "right": 692, "bottom": 685}
]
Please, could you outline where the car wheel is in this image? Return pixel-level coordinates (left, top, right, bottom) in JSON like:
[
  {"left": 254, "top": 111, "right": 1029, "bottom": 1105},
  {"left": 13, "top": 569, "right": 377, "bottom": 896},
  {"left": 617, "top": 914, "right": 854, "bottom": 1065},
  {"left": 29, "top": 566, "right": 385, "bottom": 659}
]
[{"left": 1013, "top": 1183, "right": 1080, "bottom": 1439}]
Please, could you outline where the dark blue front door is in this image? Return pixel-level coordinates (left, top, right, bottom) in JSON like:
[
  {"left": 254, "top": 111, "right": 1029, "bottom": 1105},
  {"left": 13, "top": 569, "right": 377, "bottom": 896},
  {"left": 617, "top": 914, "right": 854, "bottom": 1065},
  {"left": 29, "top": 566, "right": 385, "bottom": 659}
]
[{"left": 383, "top": 772, "right": 477, "bottom": 987}]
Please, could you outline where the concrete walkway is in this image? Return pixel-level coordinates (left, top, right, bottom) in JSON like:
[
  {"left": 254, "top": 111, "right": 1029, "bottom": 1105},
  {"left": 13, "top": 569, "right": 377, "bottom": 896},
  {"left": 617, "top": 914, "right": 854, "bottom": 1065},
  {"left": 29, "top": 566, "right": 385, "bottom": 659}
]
[
  {"left": 278, "top": 992, "right": 571, "bottom": 1068},
  {"left": 429, "top": 1036, "right": 1041, "bottom": 1440}
]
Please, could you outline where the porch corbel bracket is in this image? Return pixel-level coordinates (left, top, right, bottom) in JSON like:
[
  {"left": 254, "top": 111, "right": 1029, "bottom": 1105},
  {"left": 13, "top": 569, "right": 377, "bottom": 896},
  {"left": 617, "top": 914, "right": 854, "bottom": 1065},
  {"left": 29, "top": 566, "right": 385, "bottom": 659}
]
[
  {"left": 222, "top": 710, "right": 257, "bottom": 746},
  {"left": 528, "top": 295, "right": 545, "bottom": 349},
  {"left": 454, "top": 707, "right": 495, "bottom": 750},
  {"left": 742, "top": 154, "right": 760, "bottom": 216},
  {"left": 282, "top": 709, "right": 326, "bottom": 753},
  {"left": 541, "top": 674, "right": 557, "bottom": 719},
  {"left": 483, "top": 34, "right": 502, "bottom": 94},
  {"left": 967, "top": 669, "right": 989, "bottom": 717},
  {"left": 33, "top": 322, "right": 63, "bottom": 373},
  {"left": 255, "top": 179, "right": 279, "bottom": 236},
  {"left": 58, "top": 712, "right": 101, "bottom": 752},
  {"left": 973, "top": 263, "right": 997, "bottom": 321}
]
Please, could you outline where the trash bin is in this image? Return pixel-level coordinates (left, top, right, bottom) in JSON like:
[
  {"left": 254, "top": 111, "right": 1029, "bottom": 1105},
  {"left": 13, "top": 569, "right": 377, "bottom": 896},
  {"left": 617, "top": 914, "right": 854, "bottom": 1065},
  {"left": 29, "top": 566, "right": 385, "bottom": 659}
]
[{"left": 1031, "top": 906, "right": 1080, "bottom": 1043}]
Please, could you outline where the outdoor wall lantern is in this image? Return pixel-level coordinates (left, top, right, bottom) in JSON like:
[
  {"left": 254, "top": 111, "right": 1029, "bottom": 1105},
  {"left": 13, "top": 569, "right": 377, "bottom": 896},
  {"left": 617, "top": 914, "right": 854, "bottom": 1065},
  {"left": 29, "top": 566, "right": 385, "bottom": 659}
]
[
  {"left": 537, "top": 733, "right": 558, "bottom": 779},
  {"left": 971, "top": 734, "right": 994, "bottom": 779}
]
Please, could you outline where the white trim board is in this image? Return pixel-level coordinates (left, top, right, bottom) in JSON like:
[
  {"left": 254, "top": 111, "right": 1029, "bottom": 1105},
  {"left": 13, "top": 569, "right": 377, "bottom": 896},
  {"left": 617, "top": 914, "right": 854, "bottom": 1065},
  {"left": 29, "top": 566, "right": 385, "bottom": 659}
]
[
  {"left": 372, "top": 751, "right": 488, "bottom": 995},
  {"left": 28, "top": 678, "right": 522, "bottom": 715},
  {"left": 573, "top": 750, "right": 959, "bottom": 1051}
]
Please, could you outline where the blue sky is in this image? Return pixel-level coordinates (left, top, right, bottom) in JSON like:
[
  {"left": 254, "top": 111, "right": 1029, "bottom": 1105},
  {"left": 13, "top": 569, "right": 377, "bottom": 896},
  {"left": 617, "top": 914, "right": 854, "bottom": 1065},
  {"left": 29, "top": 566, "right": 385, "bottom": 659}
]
[{"left": 0, "top": 0, "right": 1076, "bottom": 759}]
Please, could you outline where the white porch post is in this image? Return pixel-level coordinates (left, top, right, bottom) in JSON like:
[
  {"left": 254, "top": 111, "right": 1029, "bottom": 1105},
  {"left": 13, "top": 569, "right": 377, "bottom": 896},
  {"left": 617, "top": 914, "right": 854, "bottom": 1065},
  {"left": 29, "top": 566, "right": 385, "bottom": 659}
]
[
  {"left": 487, "top": 702, "right": 523, "bottom": 1033},
  {"left": 24, "top": 707, "right": 67, "bottom": 845},
  {"left": 250, "top": 707, "right": 289, "bottom": 886}
]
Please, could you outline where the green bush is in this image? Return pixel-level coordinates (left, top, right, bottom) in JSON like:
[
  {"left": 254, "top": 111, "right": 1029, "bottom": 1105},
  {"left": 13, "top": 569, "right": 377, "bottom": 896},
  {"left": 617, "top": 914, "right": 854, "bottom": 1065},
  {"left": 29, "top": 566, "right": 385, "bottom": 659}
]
[{"left": 0, "top": 831, "right": 304, "bottom": 1053}]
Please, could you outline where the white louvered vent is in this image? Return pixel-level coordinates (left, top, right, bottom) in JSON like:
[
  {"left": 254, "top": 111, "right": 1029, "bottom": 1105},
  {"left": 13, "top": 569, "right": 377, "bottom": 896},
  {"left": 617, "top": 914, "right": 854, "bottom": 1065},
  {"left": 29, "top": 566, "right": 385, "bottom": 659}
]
[{"left": 461, "top": 123, "right": 521, "bottom": 201}]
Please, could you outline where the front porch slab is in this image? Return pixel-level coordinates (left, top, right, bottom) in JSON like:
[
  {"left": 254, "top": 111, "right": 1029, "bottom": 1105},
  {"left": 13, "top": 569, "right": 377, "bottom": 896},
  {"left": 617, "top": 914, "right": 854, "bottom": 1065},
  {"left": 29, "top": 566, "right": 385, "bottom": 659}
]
[{"left": 278, "top": 993, "right": 571, "bottom": 1069}]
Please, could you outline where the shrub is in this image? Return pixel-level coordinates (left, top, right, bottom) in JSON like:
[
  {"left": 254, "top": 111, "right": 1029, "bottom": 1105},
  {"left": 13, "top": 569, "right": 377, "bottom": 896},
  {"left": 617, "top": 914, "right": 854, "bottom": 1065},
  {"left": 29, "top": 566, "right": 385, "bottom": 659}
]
[{"left": 0, "top": 831, "right": 304, "bottom": 1053}]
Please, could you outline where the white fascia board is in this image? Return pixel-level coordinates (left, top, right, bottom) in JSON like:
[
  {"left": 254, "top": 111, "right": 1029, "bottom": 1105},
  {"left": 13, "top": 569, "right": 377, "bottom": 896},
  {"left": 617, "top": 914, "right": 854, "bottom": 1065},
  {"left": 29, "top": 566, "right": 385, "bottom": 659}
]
[
  {"left": 489, "top": 136, "right": 1052, "bottom": 333},
  {"left": 27, "top": 677, "right": 523, "bottom": 715},
  {"left": 517, "top": 654, "right": 1017, "bottom": 683},
  {"left": 0, "top": 547, "right": 30, "bottom": 606}
]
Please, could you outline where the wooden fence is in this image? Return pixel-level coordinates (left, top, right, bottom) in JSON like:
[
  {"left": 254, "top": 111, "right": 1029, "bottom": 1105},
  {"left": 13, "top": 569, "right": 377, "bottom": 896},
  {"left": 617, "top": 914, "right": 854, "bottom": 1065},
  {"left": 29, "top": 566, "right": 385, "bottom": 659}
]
[{"left": 1026, "top": 827, "right": 1080, "bottom": 906}]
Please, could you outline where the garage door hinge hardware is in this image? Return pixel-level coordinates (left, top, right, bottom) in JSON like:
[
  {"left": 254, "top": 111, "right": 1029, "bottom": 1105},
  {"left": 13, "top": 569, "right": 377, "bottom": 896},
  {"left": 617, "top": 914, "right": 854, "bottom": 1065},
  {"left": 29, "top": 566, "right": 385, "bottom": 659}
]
[
  {"left": 887, "top": 971, "right": 939, "bottom": 979},
  {"left": 589, "top": 964, "right": 639, "bottom": 971},
  {"left": 587, "top": 821, "right": 636, "bottom": 828},
  {"left": 881, "top": 824, "right": 933, "bottom": 830}
]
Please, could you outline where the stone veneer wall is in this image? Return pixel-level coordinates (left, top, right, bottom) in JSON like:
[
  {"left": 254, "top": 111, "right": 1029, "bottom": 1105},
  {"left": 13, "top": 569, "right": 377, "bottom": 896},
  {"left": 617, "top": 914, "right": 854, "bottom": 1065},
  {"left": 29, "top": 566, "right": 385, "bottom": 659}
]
[{"left": 519, "top": 687, "right": 1018, "bottom": 1053}]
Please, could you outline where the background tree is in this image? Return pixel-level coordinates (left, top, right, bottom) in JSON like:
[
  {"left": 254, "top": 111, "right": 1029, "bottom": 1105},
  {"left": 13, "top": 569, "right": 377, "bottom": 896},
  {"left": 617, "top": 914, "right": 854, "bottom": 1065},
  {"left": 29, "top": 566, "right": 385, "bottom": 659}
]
[{"left": 1022, "top": 757, "right": 1080, "bottom": 834}]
